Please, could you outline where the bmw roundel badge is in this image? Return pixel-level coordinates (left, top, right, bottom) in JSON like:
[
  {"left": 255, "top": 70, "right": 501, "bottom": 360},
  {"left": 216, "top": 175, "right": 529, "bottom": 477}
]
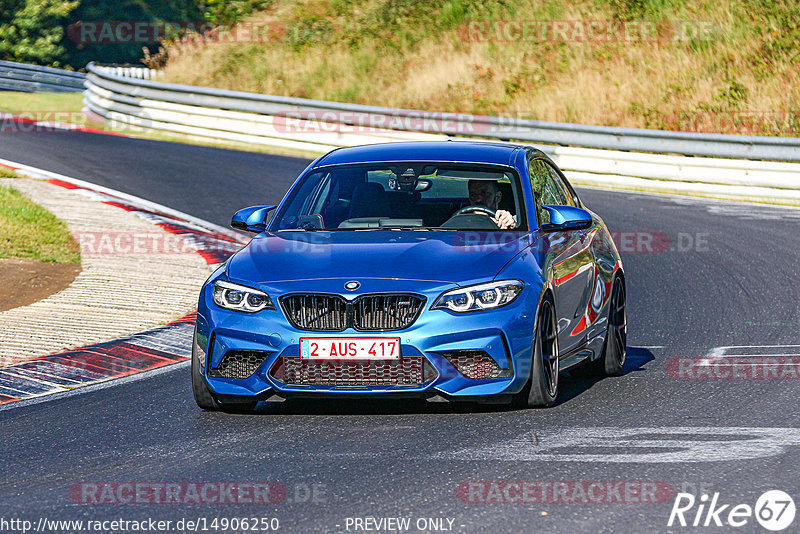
[{"left": 344, "top": 281, "right": 360, "bottom": 291}]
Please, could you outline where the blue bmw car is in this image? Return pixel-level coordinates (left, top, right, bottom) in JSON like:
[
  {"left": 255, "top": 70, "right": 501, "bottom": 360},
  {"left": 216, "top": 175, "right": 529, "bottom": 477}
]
[{"left": 192, "top": 141, "right": 626, "bottom": 411}]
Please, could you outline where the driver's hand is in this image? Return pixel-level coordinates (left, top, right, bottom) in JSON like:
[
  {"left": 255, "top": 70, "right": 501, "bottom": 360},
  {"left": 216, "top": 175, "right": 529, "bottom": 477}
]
[{"left": 493, "top": 210, "right": 516, "bottom": 229}]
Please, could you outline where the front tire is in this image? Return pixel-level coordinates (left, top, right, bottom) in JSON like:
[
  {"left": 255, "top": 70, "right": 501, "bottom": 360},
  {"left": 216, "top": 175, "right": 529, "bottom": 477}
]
[
  {"left": 191, "top": 334, "right": 220, "bottom": 410},
  {"left": 516, "top": 294, "right": 560, "bottom": 408},
  {"left": 191, "top": 331, "right": 258, "bottom": 413}
]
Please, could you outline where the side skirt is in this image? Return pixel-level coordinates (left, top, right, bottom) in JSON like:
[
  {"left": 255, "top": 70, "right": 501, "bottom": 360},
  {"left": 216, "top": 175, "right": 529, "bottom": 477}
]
[{"left": 559, "top": 331, "right": 607, "bottom": 371}]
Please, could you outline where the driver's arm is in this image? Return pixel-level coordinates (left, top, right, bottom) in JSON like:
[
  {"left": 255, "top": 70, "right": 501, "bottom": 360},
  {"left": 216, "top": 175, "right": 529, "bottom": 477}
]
[{"left": 493, "top": 210, "right": 517, "bottom": 229}]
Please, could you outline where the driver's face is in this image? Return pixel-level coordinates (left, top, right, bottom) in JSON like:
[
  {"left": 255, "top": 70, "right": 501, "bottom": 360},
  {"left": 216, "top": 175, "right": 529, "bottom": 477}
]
[{"left": 468, "top": 181, "right": 501, "bottom": 210}]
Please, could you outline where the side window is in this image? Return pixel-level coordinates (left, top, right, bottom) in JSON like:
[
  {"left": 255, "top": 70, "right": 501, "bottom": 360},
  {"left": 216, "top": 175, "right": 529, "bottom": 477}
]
[
  {"left": 277, "top": 171, "right": 331, "bottom": 229},
  {"left": 529, "top": 159, "right": 568, "bottom": 224},
  {"left": 309, "top": 174, "right": 332, "bottom": 213},
  {"left": 544, "top": 162, "right": 579, "bottom": 207}
]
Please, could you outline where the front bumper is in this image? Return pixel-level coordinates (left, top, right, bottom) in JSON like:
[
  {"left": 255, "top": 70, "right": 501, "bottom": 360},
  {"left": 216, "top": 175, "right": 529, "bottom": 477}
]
[{"left": 196, "top": 278, "right": 538, "bottom": 400}]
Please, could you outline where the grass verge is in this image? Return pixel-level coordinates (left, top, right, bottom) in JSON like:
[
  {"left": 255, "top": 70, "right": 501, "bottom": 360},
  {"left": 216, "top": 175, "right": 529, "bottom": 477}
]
[
  {"left": 0, "top": 166, "right": 20, "bottom": 178},
  {"left": 0, "top": 177, "right": 81, "bottom": 263},
  {"left": 0, "top": 92, "right": 84, "bottom": 114}
]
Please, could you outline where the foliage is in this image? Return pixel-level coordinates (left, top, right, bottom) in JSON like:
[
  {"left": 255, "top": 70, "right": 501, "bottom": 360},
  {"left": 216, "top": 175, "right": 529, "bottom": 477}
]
[
  {"left": 63, "top": 0, "right": 203, "bottom": 67},
  {"left": 0, "top": 0, "right": 79, "bottom": 66},
  {"left": 203, "top": 0, "right": 273, "bottom": 25}
]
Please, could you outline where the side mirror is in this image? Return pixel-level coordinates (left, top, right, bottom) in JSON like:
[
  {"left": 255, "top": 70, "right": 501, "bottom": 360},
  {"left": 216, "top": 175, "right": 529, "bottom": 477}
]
[
  {"left": 539, "top": 205, "right": 593, "bottom": 232},
  {"left": 231, "top": 205, "right": 277, "bottom": 233}
]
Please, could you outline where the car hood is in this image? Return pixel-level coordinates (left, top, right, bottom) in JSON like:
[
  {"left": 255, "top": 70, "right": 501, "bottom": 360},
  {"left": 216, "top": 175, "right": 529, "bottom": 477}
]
[{"left": 226, "top": 230, "right": 534, "bottom": 287}]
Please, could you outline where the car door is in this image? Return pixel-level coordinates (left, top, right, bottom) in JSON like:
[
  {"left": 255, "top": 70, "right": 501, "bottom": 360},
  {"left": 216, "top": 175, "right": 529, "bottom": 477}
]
[{"left": 529, "top": 158, "right": 597, "bottom": 355}]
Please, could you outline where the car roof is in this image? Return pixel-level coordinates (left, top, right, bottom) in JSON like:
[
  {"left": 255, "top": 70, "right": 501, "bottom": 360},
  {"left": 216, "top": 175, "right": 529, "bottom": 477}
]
[{"left": 313, "top": 141, "right": 545, "bottom": 168}]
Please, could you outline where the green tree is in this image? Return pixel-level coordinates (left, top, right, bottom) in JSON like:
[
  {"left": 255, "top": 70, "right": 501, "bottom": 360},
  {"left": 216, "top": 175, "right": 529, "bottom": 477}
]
[
  {"left": 63, "top": 0, "right": 204, "bottom": 67},
  {"left": 0, "top": 0, "right": 79, "bottom": 66},
  {"left": 203, "top": 0, "right": 273, "bottom": 24}
]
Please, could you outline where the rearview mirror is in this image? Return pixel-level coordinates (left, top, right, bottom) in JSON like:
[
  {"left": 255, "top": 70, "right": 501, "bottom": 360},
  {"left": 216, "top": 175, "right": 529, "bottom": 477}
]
[
  {"left": 415, "top": 178, "right": 432, "bottom": 192},
  {"left": 539, "top": 205, "right": 593, "bottom": 232},
  {"left": 231, "top": 205, "right": 277, "bottom": 232}
]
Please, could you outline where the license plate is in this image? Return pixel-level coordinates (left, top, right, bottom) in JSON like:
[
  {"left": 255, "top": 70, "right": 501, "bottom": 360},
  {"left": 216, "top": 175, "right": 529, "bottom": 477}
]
[{"left": 299, "top": 337, "right": 401, "bottom": 360}]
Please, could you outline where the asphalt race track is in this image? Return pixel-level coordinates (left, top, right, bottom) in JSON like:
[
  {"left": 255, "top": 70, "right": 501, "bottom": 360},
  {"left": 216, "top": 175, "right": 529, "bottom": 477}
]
[{"left": 3, "top": 131, "right": 800, "bottom": 532}]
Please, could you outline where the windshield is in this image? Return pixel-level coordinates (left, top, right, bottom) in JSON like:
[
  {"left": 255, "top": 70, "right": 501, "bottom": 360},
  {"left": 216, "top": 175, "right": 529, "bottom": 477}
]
[{"left": 271, "top": 162, "right": 526, "bottom": 231}]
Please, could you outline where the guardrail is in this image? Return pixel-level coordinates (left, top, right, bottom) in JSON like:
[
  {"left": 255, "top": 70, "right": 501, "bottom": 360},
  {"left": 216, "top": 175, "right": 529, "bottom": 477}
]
[
  {"left": 85, "top": 62, "right": 800, "bottom": 162},
  {"left": 81, "top": 62, "right": 800, "bottom": 204},
  {"left": 0, "top": 60, "right": 85, "bottom": 92},
  {"left": 87, "top": 65, "right": 159, "bottom": 80}
]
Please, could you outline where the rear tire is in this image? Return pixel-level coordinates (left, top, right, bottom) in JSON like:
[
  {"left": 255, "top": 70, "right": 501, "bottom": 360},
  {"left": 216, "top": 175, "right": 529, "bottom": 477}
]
[
  {"left": 583, "top": 276, "right": 626, "bottom": 377},
  {"left": 602, "top": 276, "right": 627, "bottom": 375},
  {"left": 515, "top": 294, "right": 559, "bottom": 408}
]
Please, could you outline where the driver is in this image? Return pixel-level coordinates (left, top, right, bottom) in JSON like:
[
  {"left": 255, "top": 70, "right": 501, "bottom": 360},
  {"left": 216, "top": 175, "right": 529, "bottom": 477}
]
[{"left": 465, "top": 180, "right": 517, "bottom": 229}]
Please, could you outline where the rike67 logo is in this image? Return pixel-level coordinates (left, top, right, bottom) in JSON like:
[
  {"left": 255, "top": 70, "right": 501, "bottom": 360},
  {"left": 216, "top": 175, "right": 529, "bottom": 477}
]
[{"left": 668, "top": 490, "right": 796, "bottom": 531}]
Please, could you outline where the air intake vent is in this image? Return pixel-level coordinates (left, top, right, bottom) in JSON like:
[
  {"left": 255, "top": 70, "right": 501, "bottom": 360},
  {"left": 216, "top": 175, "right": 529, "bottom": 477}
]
[
  {"left": 208, "top": 350, "right": 269, "bottom": 379},
  {"left": 441, "top": 350, "right": 511, "bottom": 379},
  {"left": 270, "top": 356, "right": 436, "bottom": 386}
]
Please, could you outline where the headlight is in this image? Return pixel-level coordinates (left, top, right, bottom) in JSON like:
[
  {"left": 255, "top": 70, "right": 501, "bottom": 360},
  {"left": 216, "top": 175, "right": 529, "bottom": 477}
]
[
  {"left": 432, "top": 280, "right": 523, "bottom": 312},
  {"left": 212, "top": 281, "right": 275, "bottom": 312}
]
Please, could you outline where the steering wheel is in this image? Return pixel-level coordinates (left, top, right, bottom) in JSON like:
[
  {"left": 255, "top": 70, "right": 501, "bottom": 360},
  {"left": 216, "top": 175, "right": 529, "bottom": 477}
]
[{"left": 453, "top": 205, "right": 496, "bottom": 218}]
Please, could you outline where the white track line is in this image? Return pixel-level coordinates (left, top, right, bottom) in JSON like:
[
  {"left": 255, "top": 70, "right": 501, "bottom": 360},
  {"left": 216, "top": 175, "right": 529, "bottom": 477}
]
[
  {"left": 0, "top": 361, "right": 189, "bottom": 412},
  {"left": 0, "top": 156, "right": 245, "bottom": 241},
  {"left": 0, "top": 158, "right": 235, "bottom": 409}
]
